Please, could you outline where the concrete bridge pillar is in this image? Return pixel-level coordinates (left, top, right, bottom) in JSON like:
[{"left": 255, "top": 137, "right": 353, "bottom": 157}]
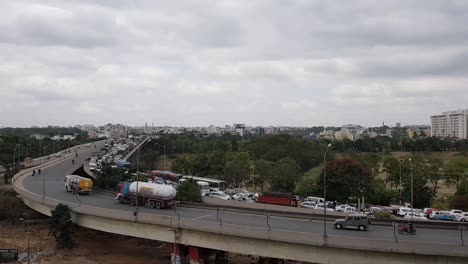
[
  {"left": 189, "top": 246, "right": 229, "bottom": 264},
  {"left": 171, "top": 243, "right": 182, "bottom": 264}
]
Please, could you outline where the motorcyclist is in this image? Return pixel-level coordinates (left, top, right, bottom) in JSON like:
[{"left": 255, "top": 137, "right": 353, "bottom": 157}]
[
  {"left": 76, "top": 153, "right": 78, "bottom": 158},
  {"left": 408, "top": 222, "right": 414, "bottom": 232},
  {"left": 38, "top": 169, "right": 41, "bottom": 175},
  {"left": 72, "top": 159, "right": 75, "bottom": 164},
  {"left": 32, "top": 170, "right": 35, "bottom": 176}
]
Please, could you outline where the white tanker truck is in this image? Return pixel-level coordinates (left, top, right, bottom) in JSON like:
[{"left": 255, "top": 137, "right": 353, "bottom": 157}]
[{"left": 115, "top": 181, "right": 176, "bottom": 209}]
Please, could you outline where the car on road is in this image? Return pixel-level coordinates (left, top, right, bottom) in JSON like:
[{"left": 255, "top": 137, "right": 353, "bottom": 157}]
[
  {"left": 54, "top": 152, "right": 62, "bottom": 157},
  {"left": 334, "top": 213, "right": 370, "bottom": 231},
  {"left": 449, "top": 209, "right": 464, "bottom": 218},
  {"left": 434, "top": 214, "right": 457, "bottom": 221},
  {"left": 299, "top": 201, "right": 316, "bottom": 209},
  {"left": 335, "top": 204, "right": 350, "bottom": 212},
  {"left": 343, "top": 206, "right": 357, "bottom": 214},
  {"left": 210, "top": 191, "right": 231, "bottom": 200},
  {"left": 397, "top": 207, "right": 413, "bottom": 217},
  {"left": 456, "top": 212, "right": 468, "bottom": 222},
  {"left": 404, "top": 212, "right": 427, "bottom": 220},
  {"left": 314, "top": 203, "right": 334, "bottom": 211},
  {"left": 86, "top": 143, "right": 92, "bottom": 147}
]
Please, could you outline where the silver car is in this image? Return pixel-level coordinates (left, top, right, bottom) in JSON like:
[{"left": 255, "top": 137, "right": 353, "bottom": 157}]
[{"left": 334, "top": 213, "right": 370, "bottom": 231}]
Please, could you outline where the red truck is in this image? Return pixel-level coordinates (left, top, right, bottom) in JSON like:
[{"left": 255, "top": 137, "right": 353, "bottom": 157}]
[{"left": 256, "top": 192, "right": 298, "bottom": 207}]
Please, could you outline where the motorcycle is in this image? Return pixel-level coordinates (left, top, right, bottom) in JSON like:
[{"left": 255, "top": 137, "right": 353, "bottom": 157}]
[{"left": 398, "top": 224, "right": 416, "bottom": 235}]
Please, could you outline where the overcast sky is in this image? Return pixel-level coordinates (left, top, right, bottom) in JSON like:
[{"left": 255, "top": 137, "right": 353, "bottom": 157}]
[{"left": 1, "top": 1, "right": 468, "bottom": 128}]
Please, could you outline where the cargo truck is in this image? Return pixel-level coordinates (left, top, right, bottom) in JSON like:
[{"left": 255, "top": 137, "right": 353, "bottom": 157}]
[
  {"left": 115, "top": 181, "right": 176, "bottom": 209},
  {"left": 256, "top": 192, "right": 298, "bottom": 207},
  {"left": 64, "top": 175, "right": 93, "bottom": 194}
]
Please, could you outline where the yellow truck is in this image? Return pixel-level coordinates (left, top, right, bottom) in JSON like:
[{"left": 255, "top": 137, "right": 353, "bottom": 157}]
[{"left": 64, "top": 175, "right": 93, "bottom": 194}]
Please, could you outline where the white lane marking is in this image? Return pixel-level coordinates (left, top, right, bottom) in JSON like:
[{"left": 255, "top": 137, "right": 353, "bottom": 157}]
[{"left": 193, "top": 213, "right": 217, "bottom": 220}]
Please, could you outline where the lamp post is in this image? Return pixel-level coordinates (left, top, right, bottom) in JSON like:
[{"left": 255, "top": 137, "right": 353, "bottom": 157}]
[
  {"left": 13, "top": 144, "right": 20, "bottom": 176},
  {"left": 155, "top": 143, "right": 166, "bottom": 170},
  {"left": 408, "top": 158, "right": 414, "bottom": 215},
  {"left": 323, "top": 143, "right": 332, "bottom": 245},
  {"left": 19, "top": 218, "right": 30, "bottom": 264},
  {"left": 42, "top": 145, "right": 52, "bottom": 203},
  {"left": 399, "top": 159, "right": 403, "bottom": 205},
  {"left": 136, "top": 138, "right": 152, "bottom": 207},
  {"left": 252, "top": 153, "right": 255, "bottom": 190}
]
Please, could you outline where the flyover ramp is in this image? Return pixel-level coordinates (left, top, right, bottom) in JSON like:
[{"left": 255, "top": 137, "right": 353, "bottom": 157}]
[{"left": 12, "top": 141, "right": 468, "bottom": 263}]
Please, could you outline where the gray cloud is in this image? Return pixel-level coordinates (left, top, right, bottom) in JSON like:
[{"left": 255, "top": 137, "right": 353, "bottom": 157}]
[{"left": 1, "top": 0, "right": 468, "bottom": 127}]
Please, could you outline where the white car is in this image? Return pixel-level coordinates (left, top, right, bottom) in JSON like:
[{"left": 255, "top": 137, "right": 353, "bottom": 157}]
[
  {"left": 449, "top": 209, "right": 464, "bottom": 218},
  {"left": 343, "top": 206, "right": 357, "bottom": 214},
  {"left": 397, "top": 207, "right": 413, "bottom": 217},
  {"left": 210, "top": 191, "right": 231, "bottom": 200},
  {"left": 335, "top": 204, "right": 350, "bottom": 212},
  {"left": 456, "top": 212, "right": 468, "bottom": 222},
  {"left": 54, "top": 152, "right": 62, "bottom": 157},
  {"left": 300, "top": 201, "right": 316, "bottom": 208},
  {"left": 315, "top": 203, "right": 334, "bottom": 211},
  {"left": 404, "top": 212, "right": 427, "bottom": 220}
]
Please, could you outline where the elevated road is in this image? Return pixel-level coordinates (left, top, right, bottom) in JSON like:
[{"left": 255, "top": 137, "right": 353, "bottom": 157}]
[{"left": 12, "top": 141, "right": 468, "bottom": 263}]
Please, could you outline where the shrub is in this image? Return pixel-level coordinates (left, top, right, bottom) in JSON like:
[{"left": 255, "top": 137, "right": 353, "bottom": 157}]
[
  {"left": 176, "top": 179, "right": 202, "bottom": 203},
  {"left": 374, "top": 211, "right": 393, "bottom": 219}
]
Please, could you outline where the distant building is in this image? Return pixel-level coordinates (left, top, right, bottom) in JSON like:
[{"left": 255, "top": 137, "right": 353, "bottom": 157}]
[
  {"left": 431, "top": 109, "right": 468, "bottom": 139},
  {"left": 234, "top": 123, "right": 246, "bottom": 137}
]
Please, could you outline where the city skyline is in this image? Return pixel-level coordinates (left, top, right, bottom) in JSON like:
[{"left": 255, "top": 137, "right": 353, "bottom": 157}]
[{"left": 1, "top": 1, "right": 468, "bottom": 127}]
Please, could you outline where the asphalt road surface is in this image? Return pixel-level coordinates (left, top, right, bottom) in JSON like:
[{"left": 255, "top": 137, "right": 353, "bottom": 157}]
[{"left": 22, "top": 142, "right": 465, "bottom": 246}]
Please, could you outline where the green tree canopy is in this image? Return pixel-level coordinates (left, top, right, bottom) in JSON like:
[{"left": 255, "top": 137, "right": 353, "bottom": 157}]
[
  {"left": 223, "top": 152, "right": 251, "bottom": 188},
  {"left": 49, "top": 204, "right": 76, "bottom": 248},
  {"left": 176, "top": 179, "right": 202, "bottom": 202},
  {"left": 270, "top": 158, "right": 302, "bottom": 193},
  {"left": 319, "top": 157, "right": 373, "bottom": 202}
]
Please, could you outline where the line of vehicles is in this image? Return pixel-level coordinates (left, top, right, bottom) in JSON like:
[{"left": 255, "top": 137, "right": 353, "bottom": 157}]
[{"left": 395, "top": 207, "right": 468, "bottom": 222}]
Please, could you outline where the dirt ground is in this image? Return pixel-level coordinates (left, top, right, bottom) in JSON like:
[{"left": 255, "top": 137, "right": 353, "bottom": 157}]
[{"left": 0, "top": 222, "right": 310, "bottom": 264}]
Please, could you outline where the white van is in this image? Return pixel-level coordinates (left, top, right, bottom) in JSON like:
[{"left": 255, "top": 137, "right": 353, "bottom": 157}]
[
  {"left": 197, "top": 181, "right": 210, "bottom": 196},
  {"left": 306, "top": 196, "right": 324, "bottom": 205}
]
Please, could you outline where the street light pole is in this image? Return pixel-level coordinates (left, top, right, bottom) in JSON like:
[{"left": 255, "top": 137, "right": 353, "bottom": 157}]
[
  {"left": 163, "top": 146, "right": 166, "bottom": 170},
  {"left": 399, "top": 159, "right": 403, "bottom": 205},
  {"left": 42, "top": 145, "right": 49, "bottom": 204},
  {"left": 252, "top": 153, "right": 255, "bottom": 190},
  {"left": 13, "top": 144, "right": 20, "bottom": 176},
  {"left": 19, "top": 218, "right": 30, "bottom": 264},
  {"left": 409, "top": 158, "right": 414, "bottom": 220},
  {"left": 323, "top": 143, "right": 332, "bottom": 245}
]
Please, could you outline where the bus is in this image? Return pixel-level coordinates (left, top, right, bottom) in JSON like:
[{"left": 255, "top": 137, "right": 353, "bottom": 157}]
[
  {"left": 151, "top": 171, "right": 183, "bottom": 183},
  {"left": 181, "top": 176, "right": 227, "bottom": 191}
]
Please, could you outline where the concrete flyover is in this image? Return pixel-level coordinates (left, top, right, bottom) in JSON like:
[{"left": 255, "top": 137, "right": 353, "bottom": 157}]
[{"left": 12, "top": 141, "right": 468, "bottom": 264}]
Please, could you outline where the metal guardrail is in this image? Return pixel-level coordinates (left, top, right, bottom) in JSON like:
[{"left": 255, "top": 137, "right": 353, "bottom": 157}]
[
  {"left": 11, "top": 143, "right": 468, "bottom": 259},
  {"left": 181, "top": 201, "right": 468, "bottom": 231}
]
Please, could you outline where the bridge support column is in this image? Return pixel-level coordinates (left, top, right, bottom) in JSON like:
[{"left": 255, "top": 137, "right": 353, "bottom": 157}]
[
  {"left": 171, "top": 243, "right": 182, "bottom": 264},
  {"left": 189, "top": 246, "right": 204, "bottom": 264}
]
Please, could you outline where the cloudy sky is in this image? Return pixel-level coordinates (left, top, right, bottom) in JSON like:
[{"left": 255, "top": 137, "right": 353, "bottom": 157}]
[{"left": 1, "top": 0, "right": 468, "bottom": 127}]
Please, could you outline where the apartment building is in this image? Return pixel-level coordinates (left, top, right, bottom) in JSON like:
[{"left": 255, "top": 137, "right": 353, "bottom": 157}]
[{"left": 430, "top": 109, "right": 468, "bottom": 139}]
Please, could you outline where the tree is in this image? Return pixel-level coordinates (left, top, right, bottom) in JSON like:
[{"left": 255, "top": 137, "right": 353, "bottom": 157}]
[
  {"left": 49, "top": 204, "right": 76, "bottom": 248},
  {"left": 253, "top": 159, "right": 274, "bottom": 191},
  {"left": 270, "top": 158, "right": 302, "bottom": 193},
  {"left": 318, "top": 157, "right": 373, "bottom": 202},
  {"left": 295, "top": 166, "right": 322, "bottom": 197},
  {"left": 444, "top": 157, "right": 468, "bottom": 190},
  {"left": 176, "top": 179, "right": 202, "bottom": 202},
  {"left": 383, "top": 156, "right": 401, "bottom": 190},
  {"left": 223, "top": 152, "right": 251, "bottom": 188},
  {"left": 426, "top": 158, "right": 443, "bottom": 195}
]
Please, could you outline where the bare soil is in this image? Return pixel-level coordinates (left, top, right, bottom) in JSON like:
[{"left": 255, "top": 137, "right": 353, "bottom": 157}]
[{"left": 0, "top": 223, "right": 309, "bottom": 264}]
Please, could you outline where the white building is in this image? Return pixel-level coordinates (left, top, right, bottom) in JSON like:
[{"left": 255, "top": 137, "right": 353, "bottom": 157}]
[{"left": 431, "top": 109, "right": 468, "bottom": 139}]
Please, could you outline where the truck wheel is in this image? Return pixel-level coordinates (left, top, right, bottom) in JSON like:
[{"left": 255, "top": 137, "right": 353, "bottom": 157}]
[
  {"left": 335, "top": 224, "right": 342, "bottom": 229},
  {"left": 130, "top": 199, "right": 136, "bottom": 206},
  {"left": 65, "top": 185, "right": 70, "bottom": 192},
  {"left": 359, "top": 225, "right": 366, "bottom": 231},
  {"left": 155, "top": 202, "right": 162, "bottom": 209},
  {"left": 149, "top": 200, "right": 156, "bottom": 208}
]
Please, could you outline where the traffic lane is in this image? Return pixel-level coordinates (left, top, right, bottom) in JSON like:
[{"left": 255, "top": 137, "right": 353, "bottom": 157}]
[
  {"left": 20, "top": 143, "right": 464, "bottom": 245},
  {"left": 209, "top": 211, "right": 463, "bottom": 244}
]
